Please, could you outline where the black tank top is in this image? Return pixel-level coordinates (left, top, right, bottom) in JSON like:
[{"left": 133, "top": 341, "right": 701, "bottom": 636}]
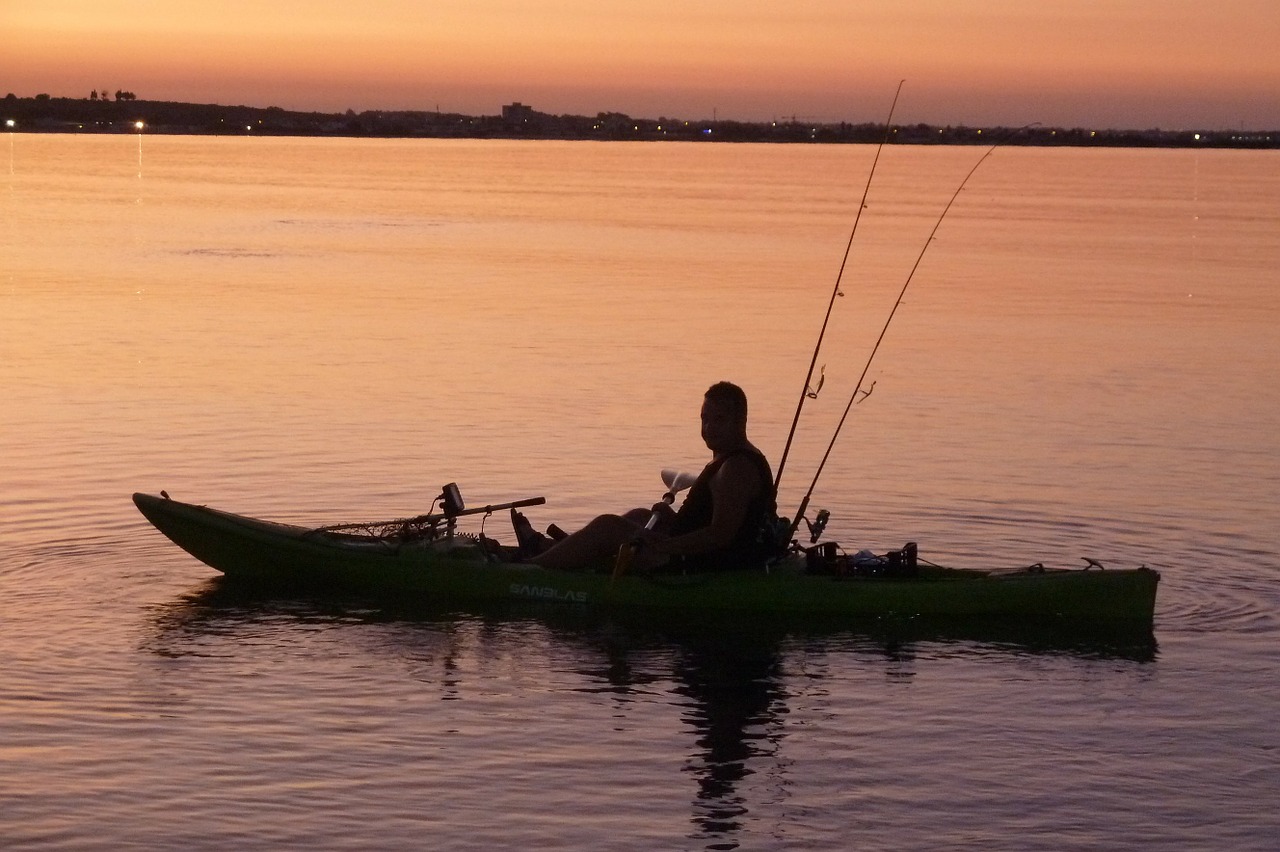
[{"left": 670, "top": 447, "right": 776, "bottom": 571}]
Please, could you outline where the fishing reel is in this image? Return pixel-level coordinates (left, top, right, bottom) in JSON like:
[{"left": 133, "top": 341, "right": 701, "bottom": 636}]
[
  {"left": 799, "top": 508, "right": 842, "bottom": 575},
  {"left": 804, "top": 508, "right": 831, "bottom": 544}
]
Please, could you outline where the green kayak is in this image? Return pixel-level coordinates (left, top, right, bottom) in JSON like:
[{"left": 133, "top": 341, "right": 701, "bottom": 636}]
[{"left": 133, "top": 492, "right": 1158, "bottom": 624}]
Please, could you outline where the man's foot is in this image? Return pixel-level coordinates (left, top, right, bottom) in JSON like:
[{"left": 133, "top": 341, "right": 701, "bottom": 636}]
[{"left": 511, "top": 508, "right": 550, "bottom": 558}]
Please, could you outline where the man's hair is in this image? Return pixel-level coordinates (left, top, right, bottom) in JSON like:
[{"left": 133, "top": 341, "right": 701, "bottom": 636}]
[{"left": 704, "top": 381, "right": 748, "bottom": 420}]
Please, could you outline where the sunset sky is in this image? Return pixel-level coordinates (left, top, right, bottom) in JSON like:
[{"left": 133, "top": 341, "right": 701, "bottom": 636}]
[{"left": 6, "top": 0, "right": 1279, "bottom": 129}]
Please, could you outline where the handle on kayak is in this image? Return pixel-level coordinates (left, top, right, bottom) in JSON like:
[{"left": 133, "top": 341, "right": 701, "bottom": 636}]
[{"left": 612, "top": 541, "right": 634, "bottom": 581}]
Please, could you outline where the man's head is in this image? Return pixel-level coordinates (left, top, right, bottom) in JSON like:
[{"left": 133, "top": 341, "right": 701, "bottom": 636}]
[{"left": 701, "top": 381, "right": 749, "bottom": 451}]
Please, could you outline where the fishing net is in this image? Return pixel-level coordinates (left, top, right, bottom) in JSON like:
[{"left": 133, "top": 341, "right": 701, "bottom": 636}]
[{"left": 312, "top": 514, "right": 452, "bottom": 543}]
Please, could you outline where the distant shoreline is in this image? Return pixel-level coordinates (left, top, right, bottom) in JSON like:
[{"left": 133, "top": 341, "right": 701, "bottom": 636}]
[{"left": 4, "top": 95, "right": 1276, "bottom": 149}]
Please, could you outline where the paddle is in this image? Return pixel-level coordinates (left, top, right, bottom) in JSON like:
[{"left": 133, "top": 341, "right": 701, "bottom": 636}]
[{"left": 612, "top": 468, "right": 697, "bottom": 580}]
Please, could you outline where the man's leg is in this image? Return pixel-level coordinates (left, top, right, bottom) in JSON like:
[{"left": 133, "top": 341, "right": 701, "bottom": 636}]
[{"left": 531, "top": 513, "right": 641, "bottom": 570}]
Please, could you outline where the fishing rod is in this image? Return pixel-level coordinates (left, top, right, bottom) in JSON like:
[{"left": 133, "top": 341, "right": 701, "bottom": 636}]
[
  {"left": 772, "top": 80, "right": 905, "bottom": 497},
  {"left": 787, "top": 134, "right": 1015, "bottom": 538}
]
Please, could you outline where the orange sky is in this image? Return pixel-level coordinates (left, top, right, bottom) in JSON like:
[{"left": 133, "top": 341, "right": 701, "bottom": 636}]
[{"left": 6, "top": 0, "right": 1279, "bottom": 129}]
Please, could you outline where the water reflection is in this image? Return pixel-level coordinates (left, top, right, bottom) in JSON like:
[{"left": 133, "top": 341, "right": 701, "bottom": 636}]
[
  {"left": 672, "top": 635, "right": 786, "bottom": 844},
  {"left": 149, "top": 579, "right": 1159, "bottom": 663},
  {"left": 146, "top": 580, "right": 1155, "bottom": 849}
]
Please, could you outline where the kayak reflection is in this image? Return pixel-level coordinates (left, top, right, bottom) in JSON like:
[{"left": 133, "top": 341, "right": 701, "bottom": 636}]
[
  {"left": 146, "top": 580, "right": 1156, "bottom": 847},
  {"left": 148, "top": 579, "right": 1158, "bottom": 665}
]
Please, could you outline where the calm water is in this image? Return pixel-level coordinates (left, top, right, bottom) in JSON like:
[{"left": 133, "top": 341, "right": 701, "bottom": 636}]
[{"left": 2, "top": 136, "right": 1278, "bottom": 850}]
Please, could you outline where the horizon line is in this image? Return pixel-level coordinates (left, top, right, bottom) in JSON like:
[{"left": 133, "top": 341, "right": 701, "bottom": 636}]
[{"left": 6, "top": 92, "right": 1279, "bottom": 136}]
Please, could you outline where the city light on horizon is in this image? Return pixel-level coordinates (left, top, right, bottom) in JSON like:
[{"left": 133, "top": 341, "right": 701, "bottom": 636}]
[{"left": 5, "top": 1, "right": 1279, "bottom": 130}]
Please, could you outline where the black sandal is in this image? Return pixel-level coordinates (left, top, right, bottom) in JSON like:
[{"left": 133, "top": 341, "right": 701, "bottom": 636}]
[{"left": 510, "top": 508, "right": 550, "bottom": 558}]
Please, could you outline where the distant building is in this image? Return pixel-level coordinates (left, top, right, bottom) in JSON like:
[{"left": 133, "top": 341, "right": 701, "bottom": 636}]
[{"left": 502, "top": 102, "right": 535, "bottom": 123}]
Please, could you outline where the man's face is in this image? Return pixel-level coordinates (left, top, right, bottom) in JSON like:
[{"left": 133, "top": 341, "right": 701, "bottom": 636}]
[{"left": 700, "top": 397, "right": 743, "bottom": 451}]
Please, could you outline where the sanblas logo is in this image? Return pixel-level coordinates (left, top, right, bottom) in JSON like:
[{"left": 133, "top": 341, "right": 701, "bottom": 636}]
[{"left": 509, "top": 583, "right": 588, "bottom": 603}]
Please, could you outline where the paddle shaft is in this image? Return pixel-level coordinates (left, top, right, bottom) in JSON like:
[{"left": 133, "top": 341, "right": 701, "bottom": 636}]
[
  {"left": 614, "top": 480, "right": 690, "bottom": 580},
  {"left": 407, "top": 496, "right": 545, "bottom": 527},
  {"left": 644, "top": 490, "right": 678, "bottom": 529}
]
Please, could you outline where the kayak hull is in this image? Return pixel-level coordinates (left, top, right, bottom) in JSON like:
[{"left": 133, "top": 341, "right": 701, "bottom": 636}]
[{"left": 132, "top": 493, "right": 1159, "bottom": 624}]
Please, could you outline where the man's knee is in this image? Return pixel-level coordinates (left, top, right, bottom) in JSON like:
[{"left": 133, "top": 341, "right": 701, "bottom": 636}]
[{"left": 586, "top": 513, "right": 631, "bottom": 535}]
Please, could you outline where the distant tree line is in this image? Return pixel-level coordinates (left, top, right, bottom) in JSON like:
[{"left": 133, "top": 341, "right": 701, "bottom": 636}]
[
  {"left": 88, "top": 90, "right": 138, "bottom": 101},
  {"left": 24, "top": 91, "right": 138, "bottom": 101}
]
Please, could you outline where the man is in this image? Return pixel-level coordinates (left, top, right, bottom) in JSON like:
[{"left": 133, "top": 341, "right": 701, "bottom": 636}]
[{"left": 521, "top": 381, "right": 776, "bottom": 572}]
